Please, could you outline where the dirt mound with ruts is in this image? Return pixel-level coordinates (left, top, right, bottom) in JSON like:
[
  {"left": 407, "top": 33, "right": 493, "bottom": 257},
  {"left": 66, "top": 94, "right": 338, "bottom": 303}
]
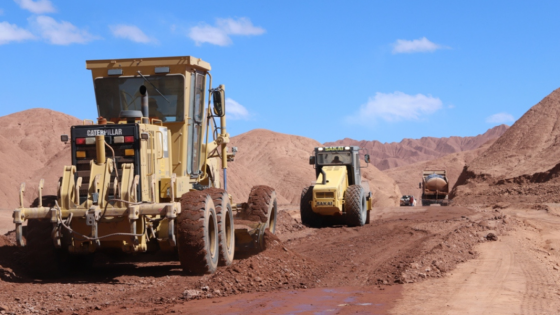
[
  {"left": 325, "top": 125, "right": 508, "bottom": 171},
  {"left": 452, "top": 87, "right": 560, "bottom": 205},
  {"left": 227, "top": 129, "right": 401, "bottom": 207}
]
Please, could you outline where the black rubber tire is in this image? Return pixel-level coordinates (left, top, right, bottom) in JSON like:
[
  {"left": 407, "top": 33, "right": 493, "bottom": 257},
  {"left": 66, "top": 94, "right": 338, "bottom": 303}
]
[
  {"left": 25, "top": 195, "right": 61, "bottom": 278},
  {"left": 246, "top": 185, "right": 277, "bottom": 234},
  {"left": 177, "top": 190, "right": 219, "bottom": 274},
  {"left": 206, "top": 188, "right": 235, "bottom": 266},
  {"left": 300, "top": 186, "right": 323, "bottom": 227},
  {"left": 345, "top": 185, "right": 366, "bottom": 227}
]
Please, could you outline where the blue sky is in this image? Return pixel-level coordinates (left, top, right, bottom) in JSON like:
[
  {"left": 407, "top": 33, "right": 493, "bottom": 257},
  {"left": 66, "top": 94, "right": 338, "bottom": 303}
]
[{"left": 0, "top": 1, "right": 559, "bottom": 143}]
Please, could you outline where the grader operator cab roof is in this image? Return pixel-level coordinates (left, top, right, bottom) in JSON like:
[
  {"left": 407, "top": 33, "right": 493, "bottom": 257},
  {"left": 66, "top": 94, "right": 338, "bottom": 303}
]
[{"left": 85, "top": 56, "right": 211, "bottom": 124}]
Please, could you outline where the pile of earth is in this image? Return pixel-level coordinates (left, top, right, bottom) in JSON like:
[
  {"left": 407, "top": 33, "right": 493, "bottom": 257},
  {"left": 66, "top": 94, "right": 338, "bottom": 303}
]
[
  {"left": 452, "top": 87, "right": 560, "bottom": 205},
  {"left": 325, "top": 125, "right": 508, "bottom": 171}
]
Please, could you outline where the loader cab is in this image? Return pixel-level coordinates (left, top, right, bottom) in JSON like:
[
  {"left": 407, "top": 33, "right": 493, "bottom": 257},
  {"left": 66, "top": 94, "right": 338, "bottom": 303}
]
[{"left": 310, "top": 146, "right": 368, "bottom": 186}]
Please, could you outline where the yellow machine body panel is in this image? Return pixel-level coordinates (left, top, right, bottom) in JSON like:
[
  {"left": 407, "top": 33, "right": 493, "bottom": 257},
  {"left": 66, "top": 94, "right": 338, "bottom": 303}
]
[{"left": 311, "top": 166, "right": 348, "bottom": 215}]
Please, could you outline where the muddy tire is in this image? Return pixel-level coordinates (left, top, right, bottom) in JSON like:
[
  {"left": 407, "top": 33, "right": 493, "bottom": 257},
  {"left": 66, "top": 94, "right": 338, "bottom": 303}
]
[
  {"left": 300, "top": 186, "right": 323, "bottom": 227},
  {"left": 206, "top": 188, "right": 235, "bottom": 266},
  {"left": 246, "top": 185, "right": 277, "bottom": 234},
  {"left": 345, "top": 185, "right": 366, "bottom": 227},
  {"left": 25, "top": 196, "right": 60, "bottom": 278},
  {"left": 177, "top": 191, "right": 219, "bottom": 274}
]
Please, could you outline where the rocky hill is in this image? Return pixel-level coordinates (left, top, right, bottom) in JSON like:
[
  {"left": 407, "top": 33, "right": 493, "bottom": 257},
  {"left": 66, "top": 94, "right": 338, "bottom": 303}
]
[{"left": 325, "top": 125, "right": 508, "bottom": 171}]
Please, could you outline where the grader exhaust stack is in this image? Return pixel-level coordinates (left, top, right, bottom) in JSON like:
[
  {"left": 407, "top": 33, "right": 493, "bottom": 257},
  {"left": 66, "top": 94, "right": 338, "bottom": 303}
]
[{"left": 13, "top": 56, "right": 277, "bottom": 277}]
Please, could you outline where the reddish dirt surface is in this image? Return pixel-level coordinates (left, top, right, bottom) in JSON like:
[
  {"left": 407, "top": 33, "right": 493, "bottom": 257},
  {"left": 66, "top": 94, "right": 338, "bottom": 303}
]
[
  {"left": 452, "top": 88, "right": 560, "bottom": 205},
  {"left": 325, "top": 124, "right": 508, "bottom": 171},
  {"left": 0, "top": 205, "right": 510, "bottom": 314}
]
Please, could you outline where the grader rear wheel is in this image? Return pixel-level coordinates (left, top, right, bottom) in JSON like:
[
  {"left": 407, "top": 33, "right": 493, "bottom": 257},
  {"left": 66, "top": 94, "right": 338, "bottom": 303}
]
[
  {"left": 246, "top": 185, "right": 277, "bottom": 233},
  {"left": 206, "top": 188, "right": 235, "bottom": 266},
  {"left": 177, "top": 191, "right": 219, "bottom": 274}
]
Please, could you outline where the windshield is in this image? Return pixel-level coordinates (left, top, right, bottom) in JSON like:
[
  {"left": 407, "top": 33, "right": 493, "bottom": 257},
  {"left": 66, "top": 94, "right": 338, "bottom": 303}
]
[
  {"left": 316, "top": 152, "right": 352, "bottom": 165},
  {"left": 94, "top": 75, "right": 184, "bottom": 122}
]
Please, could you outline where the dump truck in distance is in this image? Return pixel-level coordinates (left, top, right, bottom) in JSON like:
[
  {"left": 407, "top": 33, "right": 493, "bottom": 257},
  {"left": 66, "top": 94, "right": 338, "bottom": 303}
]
[{"left": 420, "top": 170, "right": 449, "bottom": 206}]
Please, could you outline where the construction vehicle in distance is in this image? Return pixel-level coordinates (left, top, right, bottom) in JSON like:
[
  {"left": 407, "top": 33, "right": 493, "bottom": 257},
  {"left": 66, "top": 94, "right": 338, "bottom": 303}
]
[
  {"left": 419, "top": 170, "right": 449, "bottom": 206},
  {"left": 13, "top": 56, "right": 277, "bottom": 277},
  {"left": 300, "top": 146, "right": 372, "bottom": 227}
]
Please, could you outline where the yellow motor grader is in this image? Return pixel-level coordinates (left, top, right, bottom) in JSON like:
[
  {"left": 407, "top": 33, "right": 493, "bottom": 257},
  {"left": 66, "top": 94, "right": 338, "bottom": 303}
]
[
  {"left": 300, "top": 146, "right": 372, "bottom": 227},
  {"left": 13, "top": 56, "right": 277, "bottom": 277}
]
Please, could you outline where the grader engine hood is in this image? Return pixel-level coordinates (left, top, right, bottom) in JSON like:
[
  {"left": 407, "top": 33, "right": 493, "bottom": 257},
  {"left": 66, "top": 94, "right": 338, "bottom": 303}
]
[{"left": 312, "top": 166, "right": 348, "bottom": 215}]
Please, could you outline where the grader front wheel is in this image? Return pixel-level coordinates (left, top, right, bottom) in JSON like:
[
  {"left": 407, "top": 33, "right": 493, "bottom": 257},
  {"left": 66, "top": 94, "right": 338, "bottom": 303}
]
[
  {"left": 207, "top": 188, "right": 235, "bottom": 266},
  {"left": 246, "top": 185, "right": 277, "bottom": 233},
  {"left": 177, "top": 191, "right": 219, "bottom": 274}
]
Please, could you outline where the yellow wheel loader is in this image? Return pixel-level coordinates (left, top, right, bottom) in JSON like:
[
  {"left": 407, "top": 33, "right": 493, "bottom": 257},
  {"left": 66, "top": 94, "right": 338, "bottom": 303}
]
[
  {"left": 300, "top": 146, "right": 372, "bottom": 227},
  {"left": 13, "top": 56, "right": 277, "bottom": 277}
]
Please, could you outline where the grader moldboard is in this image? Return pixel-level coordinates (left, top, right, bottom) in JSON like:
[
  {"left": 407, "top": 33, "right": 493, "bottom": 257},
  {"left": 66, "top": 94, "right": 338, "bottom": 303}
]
[
  {"left": 13, "top": 56, "right": 278, "bottom": 277},
  {"left": 300, "top": 146, "right": 373, "bottom": 227}
]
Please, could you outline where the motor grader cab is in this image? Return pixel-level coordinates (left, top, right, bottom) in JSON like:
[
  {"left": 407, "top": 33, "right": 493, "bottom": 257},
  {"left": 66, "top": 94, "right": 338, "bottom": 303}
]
[
  {"left": 13, "top": 56, "right": 277, "bottom": 277},
  {"left": 300, "top": 146, "right": 372, "bottom": 227}
]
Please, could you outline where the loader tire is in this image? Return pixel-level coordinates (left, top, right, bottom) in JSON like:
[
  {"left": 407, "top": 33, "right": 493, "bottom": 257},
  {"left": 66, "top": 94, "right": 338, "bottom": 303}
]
[
  {"left": 177, "top": 191, "right": 219, "bottom": 274},
  {"left": 246, "top": 185, "right": 277, "bottom": 234},
  {"left": 345, "top": 185, "right": 366, "bottom": 227},
  {"left": 25, "top": 195, "right": 61, "bottom": 278},
  {"left": 206, "top": 188, "right": 235, "bottom": 266},
  {"left": 300, "top": 186, "right": 323, "bottom": 227}
]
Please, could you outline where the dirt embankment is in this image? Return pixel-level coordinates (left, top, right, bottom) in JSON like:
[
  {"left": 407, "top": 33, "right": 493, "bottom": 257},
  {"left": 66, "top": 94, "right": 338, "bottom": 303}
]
[
  {"left": 452, "top": 88, "right": 560, "bottom": 205},
  {"left": 0, "top": 206, "right": 509, "bottom": 314},
  {"left": 325, "top": 125, "right": 508, "bottom": 171}
]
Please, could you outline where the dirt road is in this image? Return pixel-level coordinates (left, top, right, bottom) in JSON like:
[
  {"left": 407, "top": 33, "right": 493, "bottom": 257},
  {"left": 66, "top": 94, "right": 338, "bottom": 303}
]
[{"left": 0, "top": 205, "right": 558, "bottom": 314}]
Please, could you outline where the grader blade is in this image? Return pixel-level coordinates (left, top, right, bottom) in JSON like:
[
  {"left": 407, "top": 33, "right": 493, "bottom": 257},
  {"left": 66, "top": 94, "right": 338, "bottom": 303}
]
[{"left": 233, "top": 221, "right": 267, "bottom": 255}]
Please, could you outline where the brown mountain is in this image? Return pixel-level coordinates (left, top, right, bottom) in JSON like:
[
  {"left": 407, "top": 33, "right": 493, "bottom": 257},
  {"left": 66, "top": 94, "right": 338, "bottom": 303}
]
[
  {"left": 0, "top": 111, "right": 401, "bottom": 209},
  {"left": 324, "top": 125, "right": 508, "bottom": 171},
  {"left": 0, "top": 108, "right": 80, "bottom": 209},
  {"left": 452, "top": 87, "right": 560, "bottom": 205}
]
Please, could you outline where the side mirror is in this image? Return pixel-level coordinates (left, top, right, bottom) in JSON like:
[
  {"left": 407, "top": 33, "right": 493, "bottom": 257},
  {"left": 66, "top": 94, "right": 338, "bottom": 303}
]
[
  {"left": 60, "top": 134, "right": 69, "bottom": 144},
  {"left": 364, "top": 154, "right": 370, "bottom": 164},
  {"left": 212, "top": 84, "right": 226, "bottom": 117},
  {"left": 309, "top": 156, "right": 316, "bottom": 165}
]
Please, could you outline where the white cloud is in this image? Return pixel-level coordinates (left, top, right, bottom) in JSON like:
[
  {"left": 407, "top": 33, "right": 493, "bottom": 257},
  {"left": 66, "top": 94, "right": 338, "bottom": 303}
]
[
  {"left": 14, "top": 0, "right": 55, "bottom": 14},
  {"left": 347, "top": 91, "right": 443, "bottom": 124},
  {"left": 0, "top": 21, "right": 35, "bottom": 44},
  {"left": 216, "top": 18, "right": 265, "bottom": 36},
  {"left": 188, "top": 17, "right": 265, "bottom": 46},
  {"left": 392, "top": 37, "right": 446, "bottom": 54},
  {"left": 110, "top": 24, "right": 156, "bottom": 44},
  {"left": 486, "top": 112, "right": 515, "bottom": 124},
  {"left": 226, "top": 98, "right": 250, "bottom": 120},
  {"left": 30, "top": 15, "right": 99, "bottom": 45},
  {"left": 189, "top": 25, "right": 231, "bottom": 46}
]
